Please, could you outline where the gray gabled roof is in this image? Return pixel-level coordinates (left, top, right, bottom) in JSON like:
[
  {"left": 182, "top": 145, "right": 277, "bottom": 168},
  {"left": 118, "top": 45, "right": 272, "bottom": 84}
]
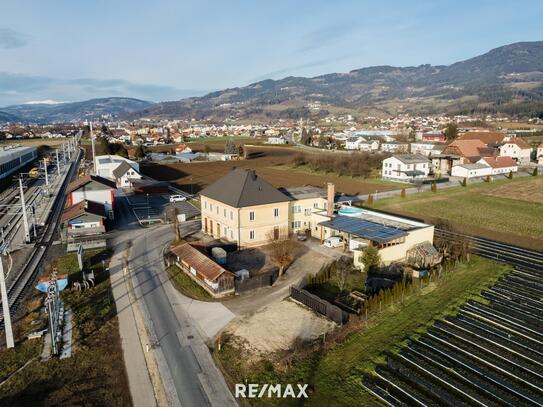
[
  {"left": 112, "top": 161, "right": 137, "bottom": 179},
  {"left": 199, "top": 168, "right": 291, "bottom": 208}
]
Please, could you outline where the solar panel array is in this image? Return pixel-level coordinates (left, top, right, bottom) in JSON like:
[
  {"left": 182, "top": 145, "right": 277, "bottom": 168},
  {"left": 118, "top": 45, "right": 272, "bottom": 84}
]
[{"left": 319, "top": 215, "right": 408, "bottom": 243}]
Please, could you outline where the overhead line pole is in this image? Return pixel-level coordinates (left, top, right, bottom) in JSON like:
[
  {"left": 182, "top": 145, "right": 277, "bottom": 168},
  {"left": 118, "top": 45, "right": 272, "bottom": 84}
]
[
  {"left": 19, "top": 177, "right": 30, "bottom": 244},
  {"left": 90, "top": 122, "right": 96, "bottom": 174},
  {"left": 0, "top": 253, "right": 14, "bottom": 348}
]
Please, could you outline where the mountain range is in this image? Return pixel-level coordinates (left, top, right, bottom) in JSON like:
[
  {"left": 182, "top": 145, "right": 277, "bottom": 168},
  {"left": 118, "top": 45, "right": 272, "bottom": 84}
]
[
  {"left": 2, "top": 41, "right": 543, "bottom": 123},
  {"left": 0, "top": 97, "right": 152, "bottom": 124}
]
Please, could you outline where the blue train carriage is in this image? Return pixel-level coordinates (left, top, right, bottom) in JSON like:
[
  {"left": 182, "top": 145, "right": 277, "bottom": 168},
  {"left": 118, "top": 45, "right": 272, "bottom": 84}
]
[{"left": 0, "top": 145, "right": 38, "bottom": 179}]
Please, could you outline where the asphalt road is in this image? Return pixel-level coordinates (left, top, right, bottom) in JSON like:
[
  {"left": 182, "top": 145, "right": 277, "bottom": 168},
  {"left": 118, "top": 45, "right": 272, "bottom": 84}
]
[{"left": 114, "top": 197, "right": 235, "bottom": 406}]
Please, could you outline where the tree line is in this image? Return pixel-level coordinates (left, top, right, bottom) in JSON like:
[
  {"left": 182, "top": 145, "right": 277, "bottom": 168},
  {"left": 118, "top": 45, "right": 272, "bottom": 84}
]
[{"left": 292, "top": 151, "right": 390, "bottom": 178}]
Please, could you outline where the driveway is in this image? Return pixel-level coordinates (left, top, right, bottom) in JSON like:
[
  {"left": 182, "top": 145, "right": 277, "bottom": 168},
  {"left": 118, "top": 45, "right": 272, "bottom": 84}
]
[{"left": 223, "top": 242, "right": 335, "bottom": 316}]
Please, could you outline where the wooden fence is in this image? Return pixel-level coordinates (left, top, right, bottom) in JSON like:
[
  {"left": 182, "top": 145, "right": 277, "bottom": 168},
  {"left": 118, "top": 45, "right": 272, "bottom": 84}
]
[
  {"left": 290, "top": 286, "right": 349, "bottom": 325},
  {"left": 235, "top": 269, "right": 278, "bottom": 294}
]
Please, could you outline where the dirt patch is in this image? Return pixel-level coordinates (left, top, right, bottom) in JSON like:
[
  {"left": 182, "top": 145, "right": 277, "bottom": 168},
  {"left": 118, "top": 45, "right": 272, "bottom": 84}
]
[
  {"left": 225, "top": 299, "right": 336, "bottom": 356},
  {"left": 142, "top": 145, "right": 396, "bottom": 195},
  {"left": 483, "top": 177, "right": 543, "bottom": 203}
]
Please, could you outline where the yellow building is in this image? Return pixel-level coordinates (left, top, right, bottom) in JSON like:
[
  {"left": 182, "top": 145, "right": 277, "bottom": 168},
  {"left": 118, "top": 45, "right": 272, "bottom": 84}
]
[{"left": 200, "top": 169, "right": 291, "bottom": 248}]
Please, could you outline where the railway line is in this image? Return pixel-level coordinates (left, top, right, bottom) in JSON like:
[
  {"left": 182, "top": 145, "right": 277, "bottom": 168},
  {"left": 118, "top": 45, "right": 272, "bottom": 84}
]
[{"left": 0, "top": 148, "right": 81, "bottom": 326}]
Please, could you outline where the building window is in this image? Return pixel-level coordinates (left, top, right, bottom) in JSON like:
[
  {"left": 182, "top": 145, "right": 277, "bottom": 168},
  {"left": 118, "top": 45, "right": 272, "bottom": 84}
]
[
  {"left": 216, "top": 206, "right": 219, "bottom": 214},
  {"left": 230, "top": 230, "right": 233, "bottom": 239},
  {"left": 292, "top": 205, "right": 301, "bottom": 213},
  {"left": 204, "top": 201, "right": 207, "bottom": 210},
  {"left": 209, "top": 203, "right": 213, "bottom": 212},
  {"left": 249, "top": 230, "right": 255, "bottom": 240},
  {"left": 249, "top": 211, "right": 255, "bottom": 221},
  {"left": 223, "top": 208, "right": 226, "bottom": 217},
  {"left": 230, "top": 211, "right": 233, "bottom": 220},
  {"left": 313, "top": 202, "right": 318, "bottom": 208},
  {"left": 292, "top": 221, "right": 301, "bottom": 228},
  {"left": 273, "top": 208, "right": 279, "bottom": 218},
  {"left": 304, "top": 208, "right": 311, "bottom": 216}
]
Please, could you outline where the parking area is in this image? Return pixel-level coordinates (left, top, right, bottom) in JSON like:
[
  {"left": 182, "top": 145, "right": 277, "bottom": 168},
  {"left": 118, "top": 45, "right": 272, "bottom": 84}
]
[{"left": 125, "top": 193, "right": 200, "bottom": 224}]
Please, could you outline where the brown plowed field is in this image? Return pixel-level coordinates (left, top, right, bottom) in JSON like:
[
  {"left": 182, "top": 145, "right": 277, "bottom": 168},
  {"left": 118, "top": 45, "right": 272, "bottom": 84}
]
[{"left": 141, "top": 145, "right": 396, "bottom": 195}]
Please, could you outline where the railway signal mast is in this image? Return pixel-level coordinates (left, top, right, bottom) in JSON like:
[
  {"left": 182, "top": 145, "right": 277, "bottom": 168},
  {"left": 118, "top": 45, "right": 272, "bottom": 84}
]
[{"left": 19, "top": 177, "right": 30, "bottom": 244}]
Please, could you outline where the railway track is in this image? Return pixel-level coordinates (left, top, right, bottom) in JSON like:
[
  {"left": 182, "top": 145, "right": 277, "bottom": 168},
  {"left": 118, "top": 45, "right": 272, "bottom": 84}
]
[{"left": 0, "top": 148, "right": 81, "bottom": 326}]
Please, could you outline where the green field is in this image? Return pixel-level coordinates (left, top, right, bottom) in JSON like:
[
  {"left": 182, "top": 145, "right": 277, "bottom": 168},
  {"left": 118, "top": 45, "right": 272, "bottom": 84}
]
[
  {"left": 215, "top": 257, "right": 510, "bottom": 406},
  {"left": 371, "top": 176, "right": 543, "bottom": 244},
  {"left": 166, "top": 265, "right": 212, "bottom": 301},
  {"left": 0, "top": 249, "right": 130, "bottom": 406}
]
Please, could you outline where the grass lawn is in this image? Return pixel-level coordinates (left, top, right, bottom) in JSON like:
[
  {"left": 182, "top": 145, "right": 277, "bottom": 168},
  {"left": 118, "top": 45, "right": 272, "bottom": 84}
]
[
  {"left": 166, "top": 265, "right": 212, "bottom": 301},
  {"left": 53, "top": 248, "right": 112, "bottom": 277},
  {"left": 215, "top": 256, "right": 510, "bottom": 406},
  {"left": 0, "top": 250, "right": 130, "bottom": 406},
  {"left": 371, "top": 176, "right": 543, "bottom": 242},
  {"left": 306, "top": 270, "right": 367, "bottom": 303}
]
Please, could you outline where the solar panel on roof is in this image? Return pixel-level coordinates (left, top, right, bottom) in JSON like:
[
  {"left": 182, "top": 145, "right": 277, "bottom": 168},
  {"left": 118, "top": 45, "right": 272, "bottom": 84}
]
[{"left": 319, "top": 215, "right": 408, "bottom": 243}]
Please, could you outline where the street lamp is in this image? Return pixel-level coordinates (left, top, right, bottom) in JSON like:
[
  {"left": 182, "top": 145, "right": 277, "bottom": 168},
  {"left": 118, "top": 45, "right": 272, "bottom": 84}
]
[{"left": 146, "top": 193, "right": 150, "bottom": 220}]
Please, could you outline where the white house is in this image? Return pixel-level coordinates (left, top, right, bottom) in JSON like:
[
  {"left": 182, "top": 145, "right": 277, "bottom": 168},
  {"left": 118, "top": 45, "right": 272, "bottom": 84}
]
[
  {"left": 266, "top": 136, "right": 287, "bottom": 145},
  {"left": 112, "top": 161, "right": 143, "bottom": 188},
  {"left": 498, "top": 139, "right": 531, "bottom": 165},
  {"left": 381, "top": 142, "right": 409, "bottom": 153},
  {"left": 345, "top": 137, "right": 364, "bottom": 150},
  {"left": 382, "top": 154, "right": 430, "bottom": 182},
  {"left": 410, "top": 142, "right": 446, "bottom": 157},
  {"left": 537, "top": 144, "right": 543, "bottom": 164},
  {"left": 451, "top": 163, "right": 492, "bottom": 178},
  {"left": 95, "top": 155, "right": 140, "bottom": 180},
  {"left": 477, "top": 156, "right": 518, "bottom": 175},
  {"left": 358, "top": 140, "right": 380, "bottom": 152}
]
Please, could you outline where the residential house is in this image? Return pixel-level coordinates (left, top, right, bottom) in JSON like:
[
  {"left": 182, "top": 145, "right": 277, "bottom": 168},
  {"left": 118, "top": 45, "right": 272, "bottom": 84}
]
[
  {"left": 61, "top": 200, "right": 107, "bottom": 237},
  {"left": 499, "top": 138, "right": 532, "bottom": 165},
  {"left": 168, "top": 242, "right": 235, "bottom": 297},
  {"left": 382, "top": 154, "right": 430, "bottom": 182},
  {"left": 538, "top": 144, "right": 543, "bottom": 164},
  {"left": 345, "top": 137, "right": 364, "bottom": 150},
  {"left": 432, "top": 139, "right": 493, "bottom": 176},
  {"left": 380, "top": 142, "right": 409, "bottom": 153},
  {"left": 112, "top": 161, "right": 143, "bottom": 188},
  {"left": 458, "top": 131, "right": 508, "bottom": 145},
  {"left": 358, "top": 140, "right": 380, "bottom": 152},
  {"left": 266, "top": 136, "right": 287, "bottom": 145},
  {"left": 95, "top": 155, "right": 140, "bottom": 180},
  {"left": 421, "top": 133, "right": 446, "bottom": 142},
  {"left": 410, "top": 142, "right": 446, "bottom": 157},
  {"left": 200, "top": 169, "right": 292, "bottom": 248},
  {"left": 66, "top": 175, "right": 117, "bottom": 219},
  {"left": 317, "top": 209, "right": 436, "bottom": 268},
  {"left": 451, "top": 163, "right": 492, "bottom": 178},
  {"left": 477, "top": 156, "right": 518, "bottom": 175}
]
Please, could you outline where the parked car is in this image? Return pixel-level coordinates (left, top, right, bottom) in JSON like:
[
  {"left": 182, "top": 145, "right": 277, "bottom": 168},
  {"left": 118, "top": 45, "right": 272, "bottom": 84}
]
[
  {"left": 169, "top": 194, "right": 187, "bottom": 202},
  {"left": 323, "top": 236, "right": 343, "bottom": 248},
  {"left": 296, "top": 231, "right": 307, "bottom": 241}
]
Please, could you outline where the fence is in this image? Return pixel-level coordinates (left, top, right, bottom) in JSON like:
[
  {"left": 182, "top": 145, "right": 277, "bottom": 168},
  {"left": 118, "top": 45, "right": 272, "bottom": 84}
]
[
  {"left": 290, "top": 286, "right": 349, "bottom": 325},
  {"left": 235, "top": 269, "right": 278, "bottom": 294}
]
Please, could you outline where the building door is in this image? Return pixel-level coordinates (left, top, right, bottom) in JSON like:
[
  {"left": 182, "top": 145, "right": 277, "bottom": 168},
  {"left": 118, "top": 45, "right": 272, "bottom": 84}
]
[
  {"left": 217, "top": 223, "right": 221, "bottom": 237},
  {"left": 210, "top": 220, "right": 213, "bottom": 235},
  {"left": 273, "top": 226, "right": 279, "bottom": 240},
  {"left": 204, "top": 218, "right": 208, "bottom": 233}
]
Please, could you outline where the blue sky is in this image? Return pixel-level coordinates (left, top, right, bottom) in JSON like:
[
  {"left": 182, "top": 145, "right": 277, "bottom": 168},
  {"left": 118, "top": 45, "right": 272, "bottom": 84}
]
[{"left": 0, "top": 0, "right": 542, "bottom": 106}]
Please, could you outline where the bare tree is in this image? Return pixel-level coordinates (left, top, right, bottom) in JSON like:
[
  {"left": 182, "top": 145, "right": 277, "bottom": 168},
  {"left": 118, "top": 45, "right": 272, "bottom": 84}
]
[
  {"left": 266, "top": 228, "right": 297, "bottom": 276},
  {"left": 170, "top": 206, "right": 181, "bottom": 241},
  {"left": 334, "top": 257, "right": 353, "bottom": 292}
]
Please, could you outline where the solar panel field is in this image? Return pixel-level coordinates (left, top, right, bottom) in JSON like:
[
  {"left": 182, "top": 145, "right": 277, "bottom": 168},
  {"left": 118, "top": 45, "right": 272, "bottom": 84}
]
[{"left": 362, "top": 265, "right": 543, "bottom": 406}]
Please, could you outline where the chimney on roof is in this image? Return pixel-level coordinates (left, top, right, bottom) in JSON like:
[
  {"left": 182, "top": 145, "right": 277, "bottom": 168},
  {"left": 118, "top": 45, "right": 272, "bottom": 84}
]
[{"left": 326, "top": 182, "right": 334, "bottom": 217}]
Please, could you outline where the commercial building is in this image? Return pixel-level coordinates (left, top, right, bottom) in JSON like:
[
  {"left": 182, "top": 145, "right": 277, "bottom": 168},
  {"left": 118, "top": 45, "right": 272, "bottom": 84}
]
[
  {"left": 61, "top": 200, "right": 107, "bottom": 237},
  {"left": 451, "top": 163, "right": 492, "bottom": 178}
]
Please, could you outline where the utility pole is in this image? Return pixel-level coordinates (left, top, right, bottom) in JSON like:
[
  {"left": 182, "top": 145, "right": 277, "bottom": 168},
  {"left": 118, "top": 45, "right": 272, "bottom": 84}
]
[
  {"left": 90, "top": 122, "right": 96, "bottom": 175},
  {"left": 56, "top": 149, "right": 60, "bottom": 176},
  {"left": 43, "top": 158, "right": 49, "bottom": 187},
  {"left": 0, "top": 252, "right": 14, "bottom": 348},
  {"left": 19, "top": 177, "right": 30, "bottom": 243}
]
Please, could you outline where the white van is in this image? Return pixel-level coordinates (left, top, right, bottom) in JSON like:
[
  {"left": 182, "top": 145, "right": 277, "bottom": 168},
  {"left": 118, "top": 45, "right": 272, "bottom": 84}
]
[
  {"left": 169, "top": 195, "right": 187, "bottom": 202},
  {"left": 323, "top": 236, "right": 343, "bottom": 248}
]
